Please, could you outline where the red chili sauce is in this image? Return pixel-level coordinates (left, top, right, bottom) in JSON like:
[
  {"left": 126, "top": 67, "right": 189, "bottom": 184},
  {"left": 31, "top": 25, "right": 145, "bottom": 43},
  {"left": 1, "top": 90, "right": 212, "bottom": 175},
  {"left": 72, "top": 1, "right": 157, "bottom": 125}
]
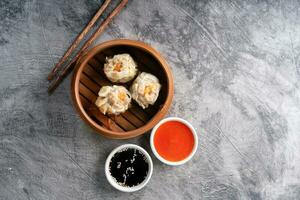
[{"left": 154, "top": 121, "right": 195, "bottom": 162}]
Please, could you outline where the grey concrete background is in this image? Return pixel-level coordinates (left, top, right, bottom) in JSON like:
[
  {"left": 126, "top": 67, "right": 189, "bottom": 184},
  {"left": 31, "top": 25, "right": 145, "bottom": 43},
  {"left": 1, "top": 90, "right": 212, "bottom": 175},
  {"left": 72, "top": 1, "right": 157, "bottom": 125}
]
[{"left": 1, "top": 0, "right": 300, "bottom": 199}]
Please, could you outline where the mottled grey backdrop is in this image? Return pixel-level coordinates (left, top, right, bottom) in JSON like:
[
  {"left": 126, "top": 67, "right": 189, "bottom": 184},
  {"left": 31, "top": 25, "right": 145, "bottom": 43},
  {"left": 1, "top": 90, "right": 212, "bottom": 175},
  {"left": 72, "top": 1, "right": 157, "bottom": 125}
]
[{"left": 0, "top": 0, "right": 300, "bottom": 199}]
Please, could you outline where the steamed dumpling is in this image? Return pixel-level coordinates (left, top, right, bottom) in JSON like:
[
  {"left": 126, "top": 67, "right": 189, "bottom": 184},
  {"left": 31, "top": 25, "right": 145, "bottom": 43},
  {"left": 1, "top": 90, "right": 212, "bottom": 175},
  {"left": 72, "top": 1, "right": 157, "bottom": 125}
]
[
  {"left": 104, "top": 54, "right": 137, "bottom": 83},
  {"left": 130, "top": 72, "right": 161, "bottom": 109},
  {"left": 95, "top": 85, "right": 131, "bottom": 115}
]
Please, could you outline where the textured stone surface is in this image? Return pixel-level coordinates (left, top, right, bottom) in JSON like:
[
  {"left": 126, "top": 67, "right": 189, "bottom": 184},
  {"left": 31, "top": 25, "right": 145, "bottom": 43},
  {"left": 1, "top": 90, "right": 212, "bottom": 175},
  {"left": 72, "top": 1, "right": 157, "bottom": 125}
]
[{"left": 1, "top": 0, "right": 300, "bottom": 199}]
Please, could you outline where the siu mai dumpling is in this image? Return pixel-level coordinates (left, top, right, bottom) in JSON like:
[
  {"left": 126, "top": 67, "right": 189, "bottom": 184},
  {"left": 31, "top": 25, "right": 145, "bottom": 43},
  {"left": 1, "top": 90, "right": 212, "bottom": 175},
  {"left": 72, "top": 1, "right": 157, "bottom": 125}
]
[
  {"left": 130, "top": 72, "right": 161, "bottom": 109},
  {"left": 95, "top": 85, "right": 131, "bottom": 115},
  {"left": 104, "top": 54, "right": 137, "bottom": 83}
]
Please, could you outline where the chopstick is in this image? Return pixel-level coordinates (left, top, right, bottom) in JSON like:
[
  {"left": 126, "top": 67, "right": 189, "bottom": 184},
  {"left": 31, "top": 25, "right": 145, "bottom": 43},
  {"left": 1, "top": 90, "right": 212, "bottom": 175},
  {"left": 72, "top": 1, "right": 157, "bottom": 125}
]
[
  {"left": 48, "top": 0, "right": 129, "bottom": 93},
  {"left": 47, "top": 0, "right": 112, "bottom": 81}
]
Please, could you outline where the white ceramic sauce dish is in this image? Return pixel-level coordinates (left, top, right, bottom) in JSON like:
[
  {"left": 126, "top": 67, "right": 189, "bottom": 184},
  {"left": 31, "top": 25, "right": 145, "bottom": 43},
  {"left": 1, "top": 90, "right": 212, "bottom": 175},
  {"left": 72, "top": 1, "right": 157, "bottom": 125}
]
[
  {"left": 105, "top": 144, "right": 153, "bottom": 192},
  {"left": 150, "top": 117, "right": 198, "bottom": 166}
]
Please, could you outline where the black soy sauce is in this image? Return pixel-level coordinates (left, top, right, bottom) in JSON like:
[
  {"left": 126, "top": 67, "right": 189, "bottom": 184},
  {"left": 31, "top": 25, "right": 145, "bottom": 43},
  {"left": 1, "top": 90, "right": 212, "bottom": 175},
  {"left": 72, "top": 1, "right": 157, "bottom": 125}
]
[{"left": 109, "top": 148, "right": 149, "bottom": 187}]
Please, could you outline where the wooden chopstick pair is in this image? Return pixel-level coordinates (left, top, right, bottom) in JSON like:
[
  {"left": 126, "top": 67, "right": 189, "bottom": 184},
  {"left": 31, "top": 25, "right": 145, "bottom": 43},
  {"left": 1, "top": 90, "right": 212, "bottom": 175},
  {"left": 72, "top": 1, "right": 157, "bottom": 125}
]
[{"left": 47, "top": 0, "right": 128, "bottom": 93}]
